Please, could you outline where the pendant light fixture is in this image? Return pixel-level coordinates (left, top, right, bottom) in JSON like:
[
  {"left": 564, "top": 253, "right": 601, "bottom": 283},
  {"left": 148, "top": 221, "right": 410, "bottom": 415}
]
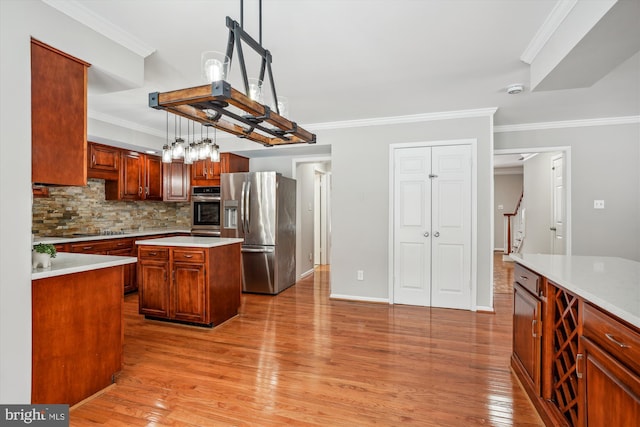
[{"left": 149, "top": 0, "right": 316, "bottom": 148}]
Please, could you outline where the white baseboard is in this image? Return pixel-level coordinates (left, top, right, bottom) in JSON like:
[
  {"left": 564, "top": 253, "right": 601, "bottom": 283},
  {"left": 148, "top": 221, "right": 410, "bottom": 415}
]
[
  {"left": 330, "top": 294, "right": 390, "bottom": 304},
  {"left": 299, "top": 269, "right": 314, "bottom": 279},
  {"left": 475, "top": 305, "right": 495, "bottom": 313},
  {"left": 494, "top": 247, "right": 504, "bottom": 252}
]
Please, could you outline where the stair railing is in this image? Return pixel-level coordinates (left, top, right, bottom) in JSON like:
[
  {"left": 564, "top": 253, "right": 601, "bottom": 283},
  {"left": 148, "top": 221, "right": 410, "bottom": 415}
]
[{"left": 503, "top": 192, "right": 524, "bottom": 255}]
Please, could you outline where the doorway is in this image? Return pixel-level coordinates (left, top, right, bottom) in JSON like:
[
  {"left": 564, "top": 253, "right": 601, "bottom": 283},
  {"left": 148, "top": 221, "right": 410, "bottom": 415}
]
[
  {"left": 293, "top": 157, "right": 332, "bottom": 281},
  {"left": 494, "top": 147, "right": 571, "bottom": 256},
  {"left": 390, "top": 142, "right": 473, "bottom": 309}
]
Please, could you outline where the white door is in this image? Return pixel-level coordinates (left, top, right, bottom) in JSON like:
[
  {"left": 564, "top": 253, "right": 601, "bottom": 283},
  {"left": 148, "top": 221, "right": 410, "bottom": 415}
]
[
  {"left": 393, "top": 147, "right": 432, "bottom": 306},
  {"left": 431, "top": 145, "right": 471, "bottom": 309},
  {"left": 551, "top": 154, "right": 565, "bottom": 255},
  {"left": 393, "top": 144, "right": 471, "bottom": 309}
]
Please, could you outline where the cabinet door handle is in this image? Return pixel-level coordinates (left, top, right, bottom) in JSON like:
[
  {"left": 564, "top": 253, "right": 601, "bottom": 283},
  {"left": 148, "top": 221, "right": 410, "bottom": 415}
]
[
  {"left": 183, "top": 254, "right": 193, "bottom": 258},
  {"left": 605, "top": 333, "right": 630, "bottom": 348},
  {"left": 149, "top": 251, "right": 158, "bottom": 256},
  {"left": 531, "top": 319, "right": 538, "bottom": 338},
  {"left": 92, "top": 154, "right": 96, "bottom": 166},
  {"left": 519, "top": 275, "right": 529, "bottom": 281},
  {"left": 138, "top": 186, "right": 143, "bottom": 195},
  {"left": 82, "top": 246, "right": 93, "bottom": 250},
  {"left": 576, "top": 354, "right": 584, "bottom": 379}
]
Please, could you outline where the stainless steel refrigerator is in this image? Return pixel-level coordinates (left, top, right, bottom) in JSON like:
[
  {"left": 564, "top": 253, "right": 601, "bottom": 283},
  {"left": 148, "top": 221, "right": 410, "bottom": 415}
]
[{"left": 221, "top": 171, "right": 296, "bottom": 294}]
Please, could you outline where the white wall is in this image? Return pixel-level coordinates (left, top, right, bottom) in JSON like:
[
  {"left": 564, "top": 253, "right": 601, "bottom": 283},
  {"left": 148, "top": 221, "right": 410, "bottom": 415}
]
[
  {"left": 0, "top": 0, "right": 157, "bottom": 403},
  {"left": 325, "top": 116, "right": 494, "bottom": 308},
  {"left": 520, "top": 153, "right": 555, "bottom": 254},
  {"left": 495, "top": 123, "right": 640, "bottom": 261},
  {"left": 494, "top": 173, "right": 523, "bottom": 250},
  {"left": 296, "top": 163, "right": 316, "bottom": 276}
]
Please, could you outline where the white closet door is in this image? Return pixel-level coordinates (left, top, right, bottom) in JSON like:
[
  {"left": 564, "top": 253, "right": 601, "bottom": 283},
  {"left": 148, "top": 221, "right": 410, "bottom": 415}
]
[
  {"left": 430, "top": 145, "right": 471, "bottom": 309},
  {"left": 393, "top": 147, "right": 432, "bottom": 306},
  {"left": 551, "top": 154, "right": 565, "bottom": 255}
]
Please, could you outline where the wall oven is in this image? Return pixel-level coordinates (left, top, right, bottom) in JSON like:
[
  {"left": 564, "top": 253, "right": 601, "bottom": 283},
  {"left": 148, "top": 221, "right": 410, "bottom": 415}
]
[{"left": 191, "top": 186, "right": 221, "bottom": 236}]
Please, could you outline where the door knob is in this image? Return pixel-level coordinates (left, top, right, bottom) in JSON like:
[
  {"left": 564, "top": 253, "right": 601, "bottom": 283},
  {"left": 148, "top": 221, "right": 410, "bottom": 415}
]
[
  {"left": 434, "top": 231, "right": 440, "bottom": 237},
  {"left": 423, "top": 232, "right": 430, "bottom": 237}
]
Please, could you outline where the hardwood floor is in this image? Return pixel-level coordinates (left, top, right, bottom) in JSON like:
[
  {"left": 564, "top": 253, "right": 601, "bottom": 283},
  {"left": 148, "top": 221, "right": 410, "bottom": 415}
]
[{"left": 70, "top": 265, "right": 541, "bottom": 426}]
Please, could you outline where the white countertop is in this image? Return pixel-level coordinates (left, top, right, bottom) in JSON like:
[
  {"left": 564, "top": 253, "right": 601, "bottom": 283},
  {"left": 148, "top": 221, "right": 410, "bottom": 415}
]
[
  {"left": 510, "top": 253, "right": 640, "bottom": 328},
  {"left": 32, "top": 252, "right": 137, "bottom": 280},
  {"left": 34, "top": 228, "right": 191, "bottom": 245},
  {"left": 135, "top": 236, "right": 244, "bottom": 248}
]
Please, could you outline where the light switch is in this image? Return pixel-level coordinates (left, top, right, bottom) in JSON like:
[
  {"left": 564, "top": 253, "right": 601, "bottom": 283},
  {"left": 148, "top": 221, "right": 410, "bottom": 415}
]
[
  {"left": 593, "top": 200, "right": 605, "bottom": 209},
  {"left": 497, "top": 204, "right": 504, "bottom": 210}
]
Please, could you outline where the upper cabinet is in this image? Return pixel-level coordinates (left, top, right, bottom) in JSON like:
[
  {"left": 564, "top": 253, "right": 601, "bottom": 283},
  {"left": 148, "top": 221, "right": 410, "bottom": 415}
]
[
  {"left": 31, "top": 39, "right": 90, "bottom": 186},
  {"left": 163, "top": 160, "right": 191, "bottom": 202},
  {"left": 191, "top": 153, "right": 249, "bottom": 186},
  {"left": 87, "top": 142, "right": 119, "bottom": 180},
  {"left": 106, "top": 151, "right": 162, "bottom": 201}
]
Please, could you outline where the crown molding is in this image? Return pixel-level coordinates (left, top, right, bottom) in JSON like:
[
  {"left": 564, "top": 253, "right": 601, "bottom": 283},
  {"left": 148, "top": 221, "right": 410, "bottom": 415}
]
[
  {"left": 494, "top": 116, "right": 640, "bottom": 133},
  {"left": 306, "top": 108, "right": 498, "bottom": 132},
  {"left": 88, "top": 110, "right": 165, "bottom": 139},
  {"left": 42, "top": 0, "right": 155, "bottom": 58},
  {"left": 520, "top": 0, "right": 578, "bottom": 65}
]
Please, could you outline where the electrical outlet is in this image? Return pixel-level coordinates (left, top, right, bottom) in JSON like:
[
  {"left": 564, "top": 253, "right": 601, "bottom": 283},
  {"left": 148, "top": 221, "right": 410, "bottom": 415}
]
[
  {"left": 593, "top": 200, "right": 605, "bottom": 209},
  {"left": 357, "top": 270, "right": 364, "bottom": 281},
  {"left": 308, "top": 253, "right": 313, "bottom": 261}
]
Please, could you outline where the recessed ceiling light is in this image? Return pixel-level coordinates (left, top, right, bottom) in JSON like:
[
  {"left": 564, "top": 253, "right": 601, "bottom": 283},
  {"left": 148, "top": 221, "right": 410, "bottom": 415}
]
[
  {"left": 145, "top": 150, "right": 157, "bottom": 154},
  {"left": 507, "top": 84, "right": 524, "bottom": 95}
]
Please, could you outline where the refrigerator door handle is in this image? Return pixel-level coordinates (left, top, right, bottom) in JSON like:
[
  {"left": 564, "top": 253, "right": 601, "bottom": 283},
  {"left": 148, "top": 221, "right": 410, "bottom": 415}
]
[
  {"left": 245, "top": 180, "right": 251, "bottom": 233},
  {"left": 241, "top": 247, "right": 275, "bottom": 253},
  {"left": 240, "top": 180, "right": 246, "bottom": 233}
]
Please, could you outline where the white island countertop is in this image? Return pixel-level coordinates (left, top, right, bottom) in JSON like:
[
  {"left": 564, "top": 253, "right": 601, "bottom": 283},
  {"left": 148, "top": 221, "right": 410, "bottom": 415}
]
[
  {"left": 32, "top": 252, "right": 137, "bottom": 280},
  {"left": 510, "top": 253, "right": 640, "bottom": 328},
  {"left": 135, "top": 236, "right": 244, "bottom": 248}
]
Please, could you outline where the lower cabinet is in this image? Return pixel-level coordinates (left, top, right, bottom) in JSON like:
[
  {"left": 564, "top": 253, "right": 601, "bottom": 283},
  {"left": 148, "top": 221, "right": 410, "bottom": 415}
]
[
  {"left": 138, "top": 243, "right": 241, "bottom": 327},
  {"left": 70, "top": 238, "right": 137, "bottom": 293},
  {"left": 512, "top": 283, "right": 542, "bottom": 394},
  {"left": 512, "top": 262, "right": 640, "bottom": 427}
]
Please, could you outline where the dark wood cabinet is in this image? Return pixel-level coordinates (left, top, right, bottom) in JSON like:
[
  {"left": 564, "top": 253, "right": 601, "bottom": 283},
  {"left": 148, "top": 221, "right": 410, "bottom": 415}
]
[
  {"left": 191, "top": 153, "right": 249, "bottom": 186},
  {"left": 172, "top": 249, "right": 207, "bottom": 323},
  {"left": 138, "top": 247, "right": 170, "bottom": 318},
  {"left": 138, "top": 242, "right": 241, "bottom": 327},
  {"left": 512, "top": 262, "right": 640, "bottom": 427},
  {"left": 513, "top": 283, "right": 542, "bottom": 394},
  {"left": 32, "top": 266, "right": 123, "bottom": 405},
  {"left": 70, "top": 237, "right": 137, "bottom": 293},
  {"left": 580, "top": 303, "right": 640, "bottom": 427},
  {"left": 88, "top": 142, "right": 119, "bottom": 180},
  {"left": 106, "top": 152, "right": 162, "bottom": 201},
  {"left": 31, "top": 39, "right": 89, "bottom": 186},
  {"left": 163, "top": 160, "right": 190, "bottom": 201}
]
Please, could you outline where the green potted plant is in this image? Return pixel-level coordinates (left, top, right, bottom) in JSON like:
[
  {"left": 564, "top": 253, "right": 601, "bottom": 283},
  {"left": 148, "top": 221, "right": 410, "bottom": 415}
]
[{"left": 33, "top": 243, "right": 57, "bottom": 268}]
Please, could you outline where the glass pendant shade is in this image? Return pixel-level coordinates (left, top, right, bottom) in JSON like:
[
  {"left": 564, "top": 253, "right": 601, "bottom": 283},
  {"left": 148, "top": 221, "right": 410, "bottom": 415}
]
[
  {"left": 172, "top": 137, "right": 185, "bottom": 158},
  {"left": 202, "top": 51, "right": 230, "bottom": 83},
  {"left": 162, "top": 144, "right": 172, "bottom": 163},
  {"left": 275, "top": 96, "right": 289, "bottom": 116},
  {"left": 210, "top": 143, "right": 220, "bottom": 162},
  {"left": 248, "top": 78, "right": 263, "bottom": 103}
]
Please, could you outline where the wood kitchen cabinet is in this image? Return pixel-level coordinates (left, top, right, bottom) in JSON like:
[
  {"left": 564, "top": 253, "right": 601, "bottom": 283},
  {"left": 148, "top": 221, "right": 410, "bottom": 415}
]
[
  {"left": 511, "top": 260, "right": 640, "bottom": 427},
  {"left": 87, "top": 142, "right": 119, "bottom": 180},
  {"left": 163, "top": 159, "right": 191, "bottom": 201},
  {"left": 580, "top": 303, "right": 640, "bottom": 427},
  {"left": 106, "top": 151, "right": 162, "bottom": 201},
  {"left": 31, "top": 39, "right": 90, "bottom": 186},
  {"left": 70, "top": 237, "right": 137, "bottom": 293},
  {"left": 191, "top": 153, "right": 249, "bottom": 186},
  {"left": 137, "top": 241, "right": 241, "bottom": 327}
]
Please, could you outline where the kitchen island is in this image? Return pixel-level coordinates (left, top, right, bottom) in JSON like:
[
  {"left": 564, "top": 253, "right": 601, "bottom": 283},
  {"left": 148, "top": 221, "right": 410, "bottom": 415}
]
[
  {"left": 135, "top": 236, "right": 243, "bottom": 327},
  {"left": 31, "top": 252, "right": 137, "bottom": 405},
  {"left": 509, "top": 253, "right": 639, "bottom": 427}
]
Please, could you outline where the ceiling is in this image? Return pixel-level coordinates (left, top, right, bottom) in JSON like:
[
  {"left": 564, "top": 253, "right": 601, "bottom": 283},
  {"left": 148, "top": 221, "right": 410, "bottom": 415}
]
[{"left": 47, "top": 0, "right": 640, "bottom": 155}]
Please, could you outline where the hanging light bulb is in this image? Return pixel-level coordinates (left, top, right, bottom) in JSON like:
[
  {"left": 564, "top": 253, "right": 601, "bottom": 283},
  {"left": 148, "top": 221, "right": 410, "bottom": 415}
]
[
  {"left": 162, "top": 112, "right": 172, "bottom": 163},
  {"left": 210, "top": 128, "right": 220, "bottom": 162},
  {"left": 172, "top": 116, "right": 185, "bottom": 158}
]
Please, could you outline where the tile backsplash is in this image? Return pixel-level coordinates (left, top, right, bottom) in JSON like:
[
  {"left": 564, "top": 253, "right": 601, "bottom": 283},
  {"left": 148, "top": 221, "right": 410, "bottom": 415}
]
[{"left": 32, "top": 179, "right": 191, "bottom": 237}]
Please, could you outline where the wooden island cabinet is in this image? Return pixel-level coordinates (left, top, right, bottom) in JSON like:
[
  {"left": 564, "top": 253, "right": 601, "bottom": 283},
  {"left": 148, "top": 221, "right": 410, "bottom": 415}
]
[
  {"left": 137, "top": 237, "right": 243, "bottom": 327},
  {"left": 510, "top": 254, "right": 640, "bottom": 427}
]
